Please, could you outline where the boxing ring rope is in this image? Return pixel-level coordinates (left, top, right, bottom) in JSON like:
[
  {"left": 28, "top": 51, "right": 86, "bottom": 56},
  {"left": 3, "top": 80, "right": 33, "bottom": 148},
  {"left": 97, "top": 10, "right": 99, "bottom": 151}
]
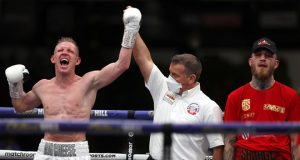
[
  {"left": 0, "top": 107, "right": 153, "bottom": 120},
  {"left": 1, "top": 118, "right": 300, "bottom": 134},
  {"left": 0, "top": 107, "right": 156, "bottom": 159},
  {"left": 0, "top": 120, "right": 300, "bottom": 160},
  {"left": 0, "top": 150, "right": 149, "bottom": 160},
  {"left": 1, "top": 120, "right": 300, "bottom": 160},
  {"left": 1, "top": 107, "right": 300, "bottom": 160}
]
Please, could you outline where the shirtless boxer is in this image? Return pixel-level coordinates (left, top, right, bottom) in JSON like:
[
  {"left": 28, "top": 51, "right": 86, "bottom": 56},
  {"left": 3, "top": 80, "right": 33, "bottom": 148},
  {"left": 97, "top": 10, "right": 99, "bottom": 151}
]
[{"left": 5, "top": 7, "right": 141, "bottom": 160}]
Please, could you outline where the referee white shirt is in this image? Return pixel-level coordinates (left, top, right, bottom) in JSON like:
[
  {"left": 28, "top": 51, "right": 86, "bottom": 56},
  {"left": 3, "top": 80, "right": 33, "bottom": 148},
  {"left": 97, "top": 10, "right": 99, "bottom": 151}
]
[{"left": 147, "top": 65, "right": 224, "bottom": 160}]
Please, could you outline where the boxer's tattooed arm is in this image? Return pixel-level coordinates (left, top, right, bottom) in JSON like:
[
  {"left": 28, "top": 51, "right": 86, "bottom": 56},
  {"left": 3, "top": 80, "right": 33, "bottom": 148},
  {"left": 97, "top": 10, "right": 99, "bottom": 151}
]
[
  {"left": 290, "top": 133, "right": 297, "bottom": 160},
  {"left": 224, "top": 134, "right": 236, "bottom": 160}
]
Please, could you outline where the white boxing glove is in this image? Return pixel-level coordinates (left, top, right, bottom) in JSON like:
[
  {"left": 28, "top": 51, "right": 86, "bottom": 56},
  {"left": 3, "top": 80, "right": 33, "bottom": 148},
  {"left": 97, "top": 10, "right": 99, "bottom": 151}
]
[
  {"left": 121, "top": 7, "right": 142, "bottom": 49},
  {"left": 5, "top": 64, "right": 29, "bottom": 99}
]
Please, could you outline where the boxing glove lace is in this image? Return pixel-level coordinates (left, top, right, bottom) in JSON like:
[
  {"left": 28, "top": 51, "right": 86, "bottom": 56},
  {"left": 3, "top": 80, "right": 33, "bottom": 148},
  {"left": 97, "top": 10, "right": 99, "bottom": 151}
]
[{"left": 121, "top": 7, "right": 142, "bottom": 49}]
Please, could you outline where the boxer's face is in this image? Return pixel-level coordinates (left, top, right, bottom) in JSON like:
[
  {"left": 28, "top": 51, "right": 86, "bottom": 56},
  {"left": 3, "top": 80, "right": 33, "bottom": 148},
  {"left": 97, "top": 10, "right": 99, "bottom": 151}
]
[
  {"left": 249, "top": 49, "right": 279, "bottom": 81},
  {"left": 51, "top": 41, "right": 81, "bottom": 73}
]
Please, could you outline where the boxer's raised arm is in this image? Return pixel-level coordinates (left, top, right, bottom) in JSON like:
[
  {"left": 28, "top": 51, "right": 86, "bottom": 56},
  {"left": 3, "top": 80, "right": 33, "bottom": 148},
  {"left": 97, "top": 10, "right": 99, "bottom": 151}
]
[{"left": 89, "top": 7, "right": 141, "bottom": 90}]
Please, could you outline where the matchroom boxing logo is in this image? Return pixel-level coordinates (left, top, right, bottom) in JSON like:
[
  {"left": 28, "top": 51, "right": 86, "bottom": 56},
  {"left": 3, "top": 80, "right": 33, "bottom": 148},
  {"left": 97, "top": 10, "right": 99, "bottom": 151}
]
[{"left": 5, "top": 151, "right": 35, "bottom": 158}]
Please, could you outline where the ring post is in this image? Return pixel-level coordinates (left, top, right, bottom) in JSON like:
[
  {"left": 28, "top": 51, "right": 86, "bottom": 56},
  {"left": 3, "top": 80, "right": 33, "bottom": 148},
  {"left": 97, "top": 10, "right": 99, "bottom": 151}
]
[
  {"left": 126, "top": 131, "right": 134, "bottom": 160},
  {"left": 162, "top": 124, "right": 172, "bottom": 160}
]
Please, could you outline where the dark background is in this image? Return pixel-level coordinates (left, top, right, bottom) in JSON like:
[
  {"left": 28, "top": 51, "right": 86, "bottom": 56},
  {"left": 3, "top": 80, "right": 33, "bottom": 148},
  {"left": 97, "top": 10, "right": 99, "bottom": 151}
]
[{"left": 0, "top": 0, "right": 299, "bottom": 155}]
